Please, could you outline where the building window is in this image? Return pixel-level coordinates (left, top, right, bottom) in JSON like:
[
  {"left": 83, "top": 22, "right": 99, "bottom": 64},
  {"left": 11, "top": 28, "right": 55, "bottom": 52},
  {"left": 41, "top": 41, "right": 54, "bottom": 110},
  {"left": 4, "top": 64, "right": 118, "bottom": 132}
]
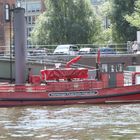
[
  {"left": 27, "top": 16, "right": 31, "bottom": 24},
  {"left": 26, "top": 16, "right": 37, "bottom": 25},
  {"left": 101, "top": 64, "right": 108, "bottom": 72},
  {"left": 27, "top": 27, "right": 33, "bottom": 37},
  {"left": 32, "top": 16, "right": 36, "bottom": 24},
  {"left": 27, "top": 2, "right": 41, "bottom": 12}
]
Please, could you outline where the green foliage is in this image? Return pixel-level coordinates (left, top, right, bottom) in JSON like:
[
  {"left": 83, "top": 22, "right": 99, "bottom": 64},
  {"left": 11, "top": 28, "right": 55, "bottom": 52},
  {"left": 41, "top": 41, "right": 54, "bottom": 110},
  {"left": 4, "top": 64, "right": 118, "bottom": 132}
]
[
  {"left": 97, "top": 26, "right": 112, "bottom": 44},
  {"left": 110, "top": 0, "right": 138, "bottom": 43},
  {"left": 29, "top": 14, "right": 49, "bottom": 45},
  {"left": 99, "top": 0, "right": 112, "bottom": 17},
  {"left": 30, "top": 0, "right": 101, "bottom": 45},
  {"left": 97, "top": 1, "right": 113, "bottom": 44},
  {"left": 125, "top": 0, "right": 140, "bottom": 29}
]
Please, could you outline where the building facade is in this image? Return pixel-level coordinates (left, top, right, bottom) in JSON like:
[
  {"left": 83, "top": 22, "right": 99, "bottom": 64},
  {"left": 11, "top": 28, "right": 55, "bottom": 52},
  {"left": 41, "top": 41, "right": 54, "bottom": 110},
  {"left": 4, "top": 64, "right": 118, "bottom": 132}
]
[
  {"left": 0, "top": 0, "right": 45, "bottom": 53},
  {"left": 0, "top": 0, "right": 15, "bottom": 54},
  {"left": 19, "top": 0, "right": 45, "bottom": 46}
]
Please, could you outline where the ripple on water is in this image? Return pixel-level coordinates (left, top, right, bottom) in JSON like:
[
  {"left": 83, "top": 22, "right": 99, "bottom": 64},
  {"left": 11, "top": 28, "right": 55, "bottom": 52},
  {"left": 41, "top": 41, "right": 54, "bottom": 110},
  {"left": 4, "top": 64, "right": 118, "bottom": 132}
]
[{"left": 0, "top": 104, "right": 139, "bottom": 139}]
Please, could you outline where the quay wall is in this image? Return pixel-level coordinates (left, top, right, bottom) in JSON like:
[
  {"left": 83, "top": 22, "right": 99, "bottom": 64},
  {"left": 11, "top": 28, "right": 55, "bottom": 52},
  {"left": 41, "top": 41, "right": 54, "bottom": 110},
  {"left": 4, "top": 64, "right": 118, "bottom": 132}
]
[{"left": 0, "top": 54, "right": 139, "bottom": 81}]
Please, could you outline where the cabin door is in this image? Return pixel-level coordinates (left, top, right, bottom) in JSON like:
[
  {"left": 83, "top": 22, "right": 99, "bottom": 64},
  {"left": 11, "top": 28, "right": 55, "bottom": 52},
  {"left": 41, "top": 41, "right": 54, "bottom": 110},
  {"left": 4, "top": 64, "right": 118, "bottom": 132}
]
[{"left": 108, "top": 64, "right": 116, "bottom": 87}]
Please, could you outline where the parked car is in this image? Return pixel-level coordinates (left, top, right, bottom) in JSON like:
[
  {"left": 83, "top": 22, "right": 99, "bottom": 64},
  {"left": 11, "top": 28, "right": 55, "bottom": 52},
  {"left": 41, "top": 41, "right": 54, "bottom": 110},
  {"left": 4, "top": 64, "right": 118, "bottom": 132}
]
[
  {"left": 78, "top": 47, "right": 96, "bottom": 55},
  {"left": 100, "top": 47, "right": 116, "bottom": 54},
  {"left": 53, "top": 44, "right": 79, "bottom": 55},
  {"left": 28, "top": 48, "right": 47, "bottom": 56}
]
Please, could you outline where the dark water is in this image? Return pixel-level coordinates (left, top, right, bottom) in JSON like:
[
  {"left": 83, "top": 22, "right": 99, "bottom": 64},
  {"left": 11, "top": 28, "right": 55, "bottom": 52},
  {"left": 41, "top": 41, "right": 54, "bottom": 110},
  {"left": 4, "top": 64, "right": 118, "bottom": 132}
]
[{"left": 0, "top": 104, "right": 140, "bottom": 140}]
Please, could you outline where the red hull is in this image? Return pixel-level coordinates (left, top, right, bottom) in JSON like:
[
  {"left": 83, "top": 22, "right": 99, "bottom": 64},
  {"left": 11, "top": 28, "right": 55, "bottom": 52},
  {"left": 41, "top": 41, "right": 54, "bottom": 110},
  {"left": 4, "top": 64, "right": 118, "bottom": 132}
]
[{"left": 0, "top": 84, "right": 140, "bottom": 107}]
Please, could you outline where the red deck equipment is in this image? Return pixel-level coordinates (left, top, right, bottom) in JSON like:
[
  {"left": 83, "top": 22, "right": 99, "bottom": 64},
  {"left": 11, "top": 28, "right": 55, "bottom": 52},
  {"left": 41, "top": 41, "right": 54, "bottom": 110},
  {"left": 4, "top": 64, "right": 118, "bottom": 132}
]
[{"left": 40, "top": 68, "right": 88, "bottom": 81}]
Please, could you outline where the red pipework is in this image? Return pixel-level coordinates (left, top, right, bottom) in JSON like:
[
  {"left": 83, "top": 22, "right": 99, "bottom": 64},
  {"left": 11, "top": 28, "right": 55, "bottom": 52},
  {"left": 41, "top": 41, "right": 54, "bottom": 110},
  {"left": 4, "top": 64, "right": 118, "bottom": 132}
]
[{"left": 65, "top": 56, "right": 81, "bottom": 68}]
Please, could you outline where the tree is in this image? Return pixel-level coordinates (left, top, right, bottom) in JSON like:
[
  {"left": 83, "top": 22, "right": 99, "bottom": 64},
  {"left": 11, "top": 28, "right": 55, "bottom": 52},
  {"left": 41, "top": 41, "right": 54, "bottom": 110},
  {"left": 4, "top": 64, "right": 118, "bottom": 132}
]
[
  {"left": 96, "top": 0, "right": 113, "bottom": 44},
  {"left": 30, "top": 0, "right": 101, "bottom": 45},
  {"left": 110, "top": 0, "right": 138, "bottom": 43},
  {"left": 125, "top": 0, "right": 140, "bottom": 29}
]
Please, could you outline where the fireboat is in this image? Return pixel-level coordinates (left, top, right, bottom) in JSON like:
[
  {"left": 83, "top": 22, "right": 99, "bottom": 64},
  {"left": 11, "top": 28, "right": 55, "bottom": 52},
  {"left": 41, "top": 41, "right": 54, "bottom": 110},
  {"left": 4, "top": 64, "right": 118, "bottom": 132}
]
[
  {"left": 0, "top": 8, "right": 140, "bottom": 107},
  {"left": 1, "top": 53, "right": 140, "bottom": 106}
]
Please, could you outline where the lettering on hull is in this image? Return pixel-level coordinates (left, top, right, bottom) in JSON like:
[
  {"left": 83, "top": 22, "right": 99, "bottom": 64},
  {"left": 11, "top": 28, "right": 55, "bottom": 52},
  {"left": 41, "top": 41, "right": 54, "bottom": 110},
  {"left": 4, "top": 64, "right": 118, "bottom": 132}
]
[{"left": 48, "top": 91, "right": 98, "bottom": 97}]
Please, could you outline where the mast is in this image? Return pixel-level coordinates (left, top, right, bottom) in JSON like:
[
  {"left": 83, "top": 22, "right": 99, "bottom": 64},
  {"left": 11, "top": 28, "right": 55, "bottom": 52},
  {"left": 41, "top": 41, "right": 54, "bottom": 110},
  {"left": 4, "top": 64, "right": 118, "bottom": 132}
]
[{"left": 96, "top": 48, "right": 101, "bottom": 80}]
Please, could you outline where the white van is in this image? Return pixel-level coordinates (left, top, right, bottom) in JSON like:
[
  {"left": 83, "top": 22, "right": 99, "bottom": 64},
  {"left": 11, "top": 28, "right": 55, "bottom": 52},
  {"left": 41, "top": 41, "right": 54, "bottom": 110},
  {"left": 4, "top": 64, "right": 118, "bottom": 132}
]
[{"left": 53, "top": 44, "right": 79, "bottom": 55}]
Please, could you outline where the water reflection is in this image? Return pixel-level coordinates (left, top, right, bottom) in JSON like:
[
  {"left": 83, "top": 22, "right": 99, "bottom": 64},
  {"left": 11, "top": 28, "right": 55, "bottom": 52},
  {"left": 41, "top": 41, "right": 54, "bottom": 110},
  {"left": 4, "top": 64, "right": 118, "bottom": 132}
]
[{"left": 0, "top": 104, "right": 140, "bottom": 140}]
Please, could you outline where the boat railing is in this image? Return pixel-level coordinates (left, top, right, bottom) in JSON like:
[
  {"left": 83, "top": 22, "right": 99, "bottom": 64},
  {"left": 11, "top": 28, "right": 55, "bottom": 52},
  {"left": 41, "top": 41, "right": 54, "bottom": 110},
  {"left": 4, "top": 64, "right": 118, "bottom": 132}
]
[{"left": 0, "top": 79, "right": 105, "bottom": 93}]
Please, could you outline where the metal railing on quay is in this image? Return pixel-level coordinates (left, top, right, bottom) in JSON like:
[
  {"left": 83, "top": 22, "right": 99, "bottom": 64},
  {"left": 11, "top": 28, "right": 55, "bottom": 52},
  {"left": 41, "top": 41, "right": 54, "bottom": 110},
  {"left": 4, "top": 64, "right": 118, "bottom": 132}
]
[{"left": 0, "top": 43, "right": 136, "bottom": 60}]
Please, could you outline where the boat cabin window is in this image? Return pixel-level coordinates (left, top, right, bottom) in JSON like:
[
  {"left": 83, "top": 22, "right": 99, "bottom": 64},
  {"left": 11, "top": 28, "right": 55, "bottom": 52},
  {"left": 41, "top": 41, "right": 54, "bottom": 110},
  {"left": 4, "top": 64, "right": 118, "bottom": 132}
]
[
  {"left": 101, "top": 64, "right": 108, "bottom": 72},
  {"left": 110, "top": 64, "right": 115, "bottom": 72},
  {"left": 101, "top": 63, "right": 124, "bottom": 73},
  {"left": 116, "top": 64, "right": 123, "bottom": 72}
]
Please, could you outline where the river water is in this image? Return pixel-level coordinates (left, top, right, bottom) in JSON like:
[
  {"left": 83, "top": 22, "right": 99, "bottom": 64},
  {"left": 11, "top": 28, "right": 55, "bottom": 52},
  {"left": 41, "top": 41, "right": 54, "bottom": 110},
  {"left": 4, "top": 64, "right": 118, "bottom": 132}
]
[{"left": 0, "top": 104, "right": 140, "bottom": 140}]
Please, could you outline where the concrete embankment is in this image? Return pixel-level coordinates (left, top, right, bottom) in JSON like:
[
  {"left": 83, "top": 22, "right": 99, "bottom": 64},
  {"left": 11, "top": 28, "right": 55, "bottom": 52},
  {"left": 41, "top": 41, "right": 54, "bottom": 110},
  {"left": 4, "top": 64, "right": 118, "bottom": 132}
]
[{"left": 0, "top": 54, "right": 139, "bottom": 81}]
